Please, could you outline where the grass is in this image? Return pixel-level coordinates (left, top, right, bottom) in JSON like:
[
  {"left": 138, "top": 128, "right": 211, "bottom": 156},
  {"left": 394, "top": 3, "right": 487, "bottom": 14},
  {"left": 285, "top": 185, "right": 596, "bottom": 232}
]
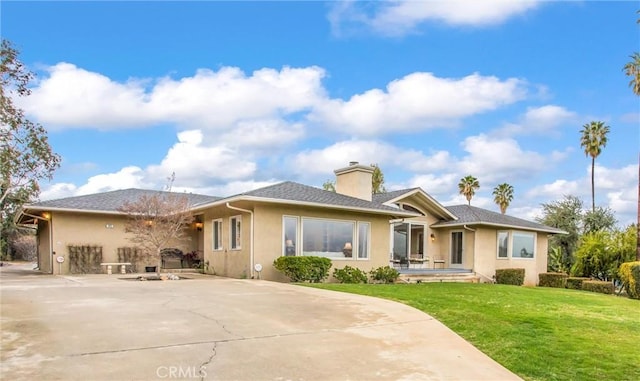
[{"left": 307, "top": 283, "right": 640, "bottom": 381}]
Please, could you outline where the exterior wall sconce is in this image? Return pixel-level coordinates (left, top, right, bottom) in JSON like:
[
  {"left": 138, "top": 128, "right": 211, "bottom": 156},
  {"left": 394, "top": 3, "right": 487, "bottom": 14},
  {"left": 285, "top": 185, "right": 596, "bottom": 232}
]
[
  {"left": 430, "top": 233, "right": 436, "bottom": 242},
  {"left": 194, "top": 222, "right": 204, "bottom": 231},
  {"left": 42, "top": 212, "right": 51, "bottom": 220},
  {"left": 145, "top": 220, "right": 153, "bottom": 227}
]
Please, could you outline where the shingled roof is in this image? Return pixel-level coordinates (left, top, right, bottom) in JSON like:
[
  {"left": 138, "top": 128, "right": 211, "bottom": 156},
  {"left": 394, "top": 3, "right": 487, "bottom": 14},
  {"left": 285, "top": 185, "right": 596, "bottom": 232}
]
[
  {"left": 23, "top": 188, "right": 220, "bottom": 213},
  {"left": 432, "top": 204, "right": 565, "bottom": 234},
  {"left": 211, "top": 181, "right": 415, "bottom": 215},
  {"left": 372, "top": 188, "right": 422, "bottom": 204}
]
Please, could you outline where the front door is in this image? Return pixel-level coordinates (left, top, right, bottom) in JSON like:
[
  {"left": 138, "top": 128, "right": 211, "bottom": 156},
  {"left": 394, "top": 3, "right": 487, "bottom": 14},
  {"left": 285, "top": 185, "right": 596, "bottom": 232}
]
[{"left": 450, "top": 231, "right": 463, "bottom": 267}]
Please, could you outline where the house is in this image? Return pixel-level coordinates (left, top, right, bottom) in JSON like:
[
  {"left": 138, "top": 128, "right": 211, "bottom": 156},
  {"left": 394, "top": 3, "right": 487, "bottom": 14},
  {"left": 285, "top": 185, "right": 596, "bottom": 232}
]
[{"left": 17, "top": 162, "right": 564, "bottom": 285}]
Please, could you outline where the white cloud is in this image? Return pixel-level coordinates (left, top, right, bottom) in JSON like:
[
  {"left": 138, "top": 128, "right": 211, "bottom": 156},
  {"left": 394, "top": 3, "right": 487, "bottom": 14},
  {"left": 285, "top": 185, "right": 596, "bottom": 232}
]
[
  {"left": 21, "top": 63, "right": 326, "bottom": 131},
  {"left": 329, "top": 0, "right": 540, "bottom": 37},
  {"left": 313, "top": 72, "right": 527, "bottom": 136},
  {"left": 526, "top": 179, "right": 582, "bottom": 199},
  {"left": 457, "top": 134, "right": 549, "bottom": 182},
  {"left": 40, "top": 166, "right": 149, "bottom": 200},
  {"left": 494, "top": 104, "right": 577, "bottom": 136}
]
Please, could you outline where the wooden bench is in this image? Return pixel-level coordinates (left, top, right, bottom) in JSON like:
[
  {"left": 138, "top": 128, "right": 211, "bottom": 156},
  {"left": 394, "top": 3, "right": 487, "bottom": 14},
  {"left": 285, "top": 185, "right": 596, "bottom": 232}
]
[
  {"left": 409, "top": 255, "right": 429, "bottom": 269},
  {"left": 100, "top": 262, "right": 132, "bottom": 275}
]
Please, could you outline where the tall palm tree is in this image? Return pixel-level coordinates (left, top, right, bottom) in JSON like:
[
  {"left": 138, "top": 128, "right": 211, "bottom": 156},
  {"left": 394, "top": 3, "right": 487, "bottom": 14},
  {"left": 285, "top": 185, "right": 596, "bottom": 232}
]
[
  {"left": 623, "top": 52, "right": 640, "bottom": 95},
  {"left": 579, "top": 121, "right": 610, "bottom": 212},
  {"left": 493, "top": 183, "right": 514, "bottom": 214},
  {"left": 458, "top": 175, "right": 479, "bottom": 205}
]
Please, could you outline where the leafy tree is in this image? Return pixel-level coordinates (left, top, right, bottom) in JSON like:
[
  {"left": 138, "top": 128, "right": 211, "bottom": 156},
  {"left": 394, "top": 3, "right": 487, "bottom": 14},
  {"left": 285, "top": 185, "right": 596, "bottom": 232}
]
[
  {"left": 1, "top": 40, "right": 61, "bottom": 258},
  {"left": 537, "top": 195, "right": 584, "bottom": 270},
  {"left": 579, "top": 121, "right": 610, "bottom": 212},
  {"left": 492, "top": 183, "right": 514, "bottom": 214},
  {"left": 458, "top": 175, "right": 479, "bottom": 205},
  {"left": 583, "top": 206, "right": 617, "bottom": 234},
  {"left": 119, "top": 192, "right": 194, "bottom": 276},
  {"left": 322, "top": 180, "right": 335, "bottom": 192},
  {"left": 371, "top": 163, "right": 386, "bottom": 194},
  {"left": 624, "top": 52, "right": 640, "bottom": 95},
  {"left": 572, "top": 225, "right": 637, "bottom": 281}
]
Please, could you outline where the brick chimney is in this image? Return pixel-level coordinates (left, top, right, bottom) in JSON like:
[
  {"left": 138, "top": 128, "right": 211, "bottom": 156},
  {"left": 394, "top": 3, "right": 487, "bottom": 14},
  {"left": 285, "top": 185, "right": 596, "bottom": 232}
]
[{"left": 334, "top": 161, "right": 373, "bottom": 201}]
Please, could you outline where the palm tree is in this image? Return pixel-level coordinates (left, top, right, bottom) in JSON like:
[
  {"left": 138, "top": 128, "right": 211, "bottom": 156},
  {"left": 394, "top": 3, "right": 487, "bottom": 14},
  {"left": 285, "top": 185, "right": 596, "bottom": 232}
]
[
  {"left": 623, "top": 52, "right": 640, "bottom": 95},
  {"left": 458, "top": 175, "right": 479, "bottom": 205},
  {"left": 493, "top": 183, "right": 514, "bottom": 214},
  {"left": 579, "top": 121, "right": 610, "bottom": 212}
]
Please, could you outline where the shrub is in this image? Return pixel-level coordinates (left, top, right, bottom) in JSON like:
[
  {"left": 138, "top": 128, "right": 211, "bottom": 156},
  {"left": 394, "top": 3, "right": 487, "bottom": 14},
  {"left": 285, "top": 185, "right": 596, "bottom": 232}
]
[
  {"left": 369, "top": 266, "right": 399, "bottom": 284},
  {"left": 495, "top": 268, "right": 525, "bottom": 286},
  {"left": 618, "top": 261, "right": 640, "bottom": 299},
  {"left": 538, "top": 272, "right": 568, "bottom": 288},
  {"left": 273, "top": 256, "right": 332, "bottom": 283},
  {"left": 582, "top": 280, "right": 614, "bottom": 295},
  {"left": 333, "top": 266, "right": 368, "bottom": 284},
  {"left": 566, "top": 277, "right": 590, "bottom": 290}
]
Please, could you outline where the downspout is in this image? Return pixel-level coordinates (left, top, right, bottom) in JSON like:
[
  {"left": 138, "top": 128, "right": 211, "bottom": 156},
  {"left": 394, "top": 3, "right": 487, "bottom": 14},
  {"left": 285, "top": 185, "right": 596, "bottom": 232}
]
[
  {"left": 225, "top": 203, "right": 254, "bottom": 279},
  {"left": 22, "top": 212, "right": 54, "bottom": 274}
]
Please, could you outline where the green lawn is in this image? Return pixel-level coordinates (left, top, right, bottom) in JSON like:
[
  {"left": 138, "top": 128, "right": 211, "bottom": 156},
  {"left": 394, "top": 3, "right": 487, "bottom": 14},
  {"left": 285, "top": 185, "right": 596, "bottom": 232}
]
[{"left": 307, "top": 283, "right": 640, "bottom": 381}]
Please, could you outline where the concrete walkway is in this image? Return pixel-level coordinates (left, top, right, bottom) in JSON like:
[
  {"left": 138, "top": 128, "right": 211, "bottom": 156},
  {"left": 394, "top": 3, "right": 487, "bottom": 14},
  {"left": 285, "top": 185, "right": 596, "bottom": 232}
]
[{"left": 1, "top": 263, "right": 521, "bottom": 380}]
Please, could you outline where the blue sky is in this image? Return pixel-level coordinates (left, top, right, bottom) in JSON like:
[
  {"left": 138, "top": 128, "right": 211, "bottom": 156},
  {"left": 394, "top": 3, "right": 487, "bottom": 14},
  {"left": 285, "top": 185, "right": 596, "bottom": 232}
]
[{"left": 3, "top": 1, "right": 639, "bottom": 225}]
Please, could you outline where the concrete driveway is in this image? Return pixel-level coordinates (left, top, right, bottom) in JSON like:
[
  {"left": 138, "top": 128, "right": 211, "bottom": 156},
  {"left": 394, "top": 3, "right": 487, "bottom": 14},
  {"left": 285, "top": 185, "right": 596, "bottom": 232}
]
[{"left": 1, "top": 263, "right": 520, "bottom": 381}]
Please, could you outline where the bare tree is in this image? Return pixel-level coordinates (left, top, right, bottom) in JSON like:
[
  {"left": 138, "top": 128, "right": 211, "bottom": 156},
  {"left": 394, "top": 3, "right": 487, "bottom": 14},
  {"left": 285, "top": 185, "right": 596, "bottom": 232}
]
[{"left": 119, "top": 192, "right": 193, "bottom": 276}]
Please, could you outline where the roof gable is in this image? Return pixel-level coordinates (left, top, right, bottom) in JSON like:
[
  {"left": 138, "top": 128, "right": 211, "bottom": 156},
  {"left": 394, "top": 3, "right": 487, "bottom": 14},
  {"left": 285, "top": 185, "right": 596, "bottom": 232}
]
[{"left": 373, "top": 188, "right": 457, "bottom": 220}]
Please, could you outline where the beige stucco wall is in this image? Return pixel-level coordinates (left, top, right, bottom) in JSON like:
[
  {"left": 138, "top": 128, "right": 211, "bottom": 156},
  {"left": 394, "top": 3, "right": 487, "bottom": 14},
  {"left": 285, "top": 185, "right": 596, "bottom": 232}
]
[
  {"left": 200, "top": 202, "right": 397, "bottom": 282},
  {"left": 48, "top": 212, "right": 198, "bottom": 274},
  {"left": 470, "top": 228, "right": 548, "bottom": 286},
  {"left": 37, "top": 219, "right": 52, "bottom": 273}
]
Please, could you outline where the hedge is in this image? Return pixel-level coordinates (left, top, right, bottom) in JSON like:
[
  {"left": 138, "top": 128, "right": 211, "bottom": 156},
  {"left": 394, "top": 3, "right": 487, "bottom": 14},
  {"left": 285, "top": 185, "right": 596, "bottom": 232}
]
[
  {"left": 273, "top": 256, "right": 332, "bottom": 283},
  {"left": 369, "top": 266, "right": 400, "bottom": 284},
  {"left": 495, "top": 268, "right": 525, "bottom": 286},
  {"left": 566, "top": 277, "right": 590, "bottom": 290},
  {"left": 582, "top": 280, "right": 614, "bottom": 295},
  {"left": 618, "top": 261, "right": 640, "bottom": 299},
  {"left": 538, "top": 272, "right": 568, "bottom": 288}
]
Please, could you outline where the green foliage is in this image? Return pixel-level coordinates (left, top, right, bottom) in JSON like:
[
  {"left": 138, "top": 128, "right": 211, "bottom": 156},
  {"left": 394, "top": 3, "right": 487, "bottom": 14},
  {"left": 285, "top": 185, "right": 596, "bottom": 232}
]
[
  {"left": 566, "top": 277, "right": 589, "bottom": 290},
  {"left": 537, "top": 195, "right": 583, "bottom": 270},
  {"left": 582, "top": 280, "right": 614, "bottom": 295},
  {"left": 371, "top": 163, "right": 386, "bottom": 194},
  {"left": 618, "top": 261, "right": 640, "bottom": 299},
  {"left": 583, "top": 206, "right": 617, "bottom": 234},
  {"left": 546, "top": 246, "right": 568, "bottom": 273},
  {"left": 492, "top": 183, "right": 514, "bottom": 214},
  {"left": 538, "top": 272, "right": 568, "bottom": 288},
  {"left": 1, "top": 40, "right": 61, "bottom": 258},
  {"left": 458, "top": 175, "right": 479, "bottom": 205},
  {"left": 494, "top": 268, "right": 525, "bottom": 286},
  {"left": 273, "top": 256, "right": 332, "bottom": 283},
  {"left": 322, "top": 180, "right": 335, "bottom": 192},
  {"left": 571, "top": 226, "right": 637, "bottom": 281},
  {"left": 333, "top": 265, "right": 368, "bottom": 284},
  {"left": 369, "top": 266, "right": 399, "bottom": 283}
]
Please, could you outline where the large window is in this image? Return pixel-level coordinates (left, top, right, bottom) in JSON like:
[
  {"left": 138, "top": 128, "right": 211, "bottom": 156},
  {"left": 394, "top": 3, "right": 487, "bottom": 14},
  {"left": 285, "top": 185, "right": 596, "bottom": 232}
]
[
  {"left": 230, "top": 216, "right": 241, "bottom": 250},
  {"left": 512, "top": 232, "right": 535, "bottom": 258},
  {"left": 212, "top": 219, "right": 223, "bottom": 251},
  {"left": 357, "top": 222, "right": 370, "bottom": 259},
  {"left": 496, "top": 231, "right": 535, "bottom": 259},
  {"left": 497, "top": 231, "right": 508, "bottom": 258},
  {"left": 302, "top": 218, "right": 355, "bottom": 259},
  {"left": 283, "top": 216, "right": 298, "bottom": 256}
]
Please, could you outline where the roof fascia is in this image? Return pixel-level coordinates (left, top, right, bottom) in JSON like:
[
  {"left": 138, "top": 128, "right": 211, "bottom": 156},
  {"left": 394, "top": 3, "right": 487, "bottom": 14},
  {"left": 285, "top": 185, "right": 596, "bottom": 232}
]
[
  {"left": 383, "top": 189, "right": 457, "bottom": 220},
  {"left": 431, "top": 221, "right": 567, "bottom": 234}
]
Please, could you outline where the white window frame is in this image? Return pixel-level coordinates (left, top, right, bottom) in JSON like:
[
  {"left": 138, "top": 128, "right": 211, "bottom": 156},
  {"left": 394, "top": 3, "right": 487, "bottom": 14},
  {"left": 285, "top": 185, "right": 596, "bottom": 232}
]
[
  {"left": 356, "top": 221, "right": 370, "bottom": 260},
  {"left": 230, "top": 215, "right": 242, "bottom": 250},
  {"left": 497, "top": 230, "right": 509, "bottom": 259},
  {"left": 496, "top": 230, "right": 536, "bottom": 259},
  {"left": 282, "top": 215, "right": 299, "bottom": 257},
  {"left": 212, "top": 218, "right": 223, "bottom": 251}
]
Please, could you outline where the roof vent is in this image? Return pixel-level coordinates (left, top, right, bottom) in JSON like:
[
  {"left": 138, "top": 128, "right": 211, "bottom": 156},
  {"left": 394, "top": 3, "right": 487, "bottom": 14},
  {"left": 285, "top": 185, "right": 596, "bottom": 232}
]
[{"left": 349, "top": 161, "right": 359, "bottom": 166}]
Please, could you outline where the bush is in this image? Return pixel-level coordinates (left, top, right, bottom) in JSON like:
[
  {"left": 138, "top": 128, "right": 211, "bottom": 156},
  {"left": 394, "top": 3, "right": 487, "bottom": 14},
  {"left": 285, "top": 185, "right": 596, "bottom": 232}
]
[
  {"left": 333, "top": 266, "right": 368, "bottom": 284},
  {"left": 618, "top": 261, "right": 640, "bottom": 299},
  {"left": 273, "top": 256, "right": 332, "bottom": 283},
  {"left": 566, "top": 277, "right": 590, "bottom": 290},
  {"left": 369, "top": 266, "right": 399, "bottom": 284},
  {"left": 582, "top": 280, "right": 614, "bottom": 295},
  {"left": 495, "top": 268, "right": 525, "bottom": 286},
  {"left": 538, "top": 272, "right": 568, "bottom": 288}
]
